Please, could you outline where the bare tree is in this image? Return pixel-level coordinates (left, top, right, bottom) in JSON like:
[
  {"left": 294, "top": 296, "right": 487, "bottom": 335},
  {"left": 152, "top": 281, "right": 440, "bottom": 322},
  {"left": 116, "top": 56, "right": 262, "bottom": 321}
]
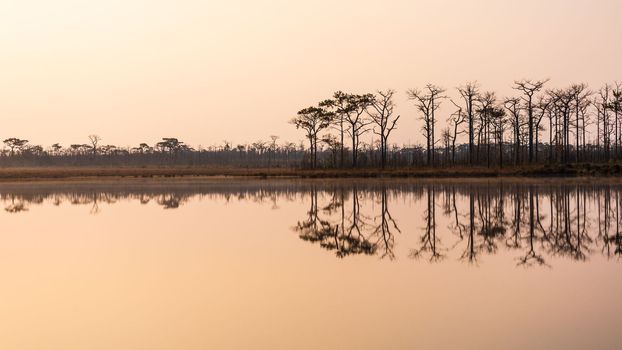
[
  {"left": 268, "top": 135, "right": 279, "bottom": 167},
  {"left": 611, "top": 82, "right": 622, "bottom": 159},
  {"left": 597, "top": 85, "right": 613, "bottom": 161},
  {"left": 88, "top": 134, "right": 102, "bottom": 156},
  {"left": 447, "top": 104, "right": 467, "bottom": 165},
  {"left": 407, "top": 84, "right": 446, "bottom": 166},
  {"left": 513, "top": 79, "right": 549, "bottom": 163},
  {"left": 550, "top": 88, "right": 574, "bottom": 163},
  {"left": 368, "top": 90, "right": 401, "bottom": 169},
  {"left": 441, "top": 127, "right": 451, "bottom": 165},
  {"left": 477, "top": 91, "right": 496, "bottom": 167},
  {"left": 533, "top": 95, "right": 553, "bottom": 162},
  {"left": 489, "top": 106, "right": 507, "bottom": 168},
  {"left": 569, "top": 84, "right": 590, "bottom": 162},
  {"left": 504, "top": 97, "right": 523, "bottom": 165},
  {"left": 456, "top": 82, "right": 480, "bottom": 165}
]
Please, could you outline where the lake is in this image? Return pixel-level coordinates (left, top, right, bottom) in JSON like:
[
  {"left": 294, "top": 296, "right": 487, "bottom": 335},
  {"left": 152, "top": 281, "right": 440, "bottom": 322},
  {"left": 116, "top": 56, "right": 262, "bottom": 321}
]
[{"left": 0, "top": 178, "right": 620, "bottom": 350}]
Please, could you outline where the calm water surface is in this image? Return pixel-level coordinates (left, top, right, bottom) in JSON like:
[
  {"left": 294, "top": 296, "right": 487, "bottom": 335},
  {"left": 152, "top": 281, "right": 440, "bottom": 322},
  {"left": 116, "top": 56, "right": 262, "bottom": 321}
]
[{"left": 0, "top": 179, "right": 620, "bottom": 350}]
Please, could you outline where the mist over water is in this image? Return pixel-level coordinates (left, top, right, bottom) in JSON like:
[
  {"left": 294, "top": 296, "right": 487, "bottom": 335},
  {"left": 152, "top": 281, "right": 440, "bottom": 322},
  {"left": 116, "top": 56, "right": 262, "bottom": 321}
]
[{"left": 0, "top": 179, "right": 620, "bottom": 349}]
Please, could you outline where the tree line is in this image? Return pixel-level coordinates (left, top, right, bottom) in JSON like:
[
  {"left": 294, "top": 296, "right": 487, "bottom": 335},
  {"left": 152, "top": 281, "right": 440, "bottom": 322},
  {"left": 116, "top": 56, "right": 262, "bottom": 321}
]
[
  {"left": 1, "top": 79, "right": 620, "bottom": 169},
  {"left": 291, "top": 80, "right": 622, "bottom": 168},
  {"left": 0, "top": 135, "right": 308, "bottom": 167}
]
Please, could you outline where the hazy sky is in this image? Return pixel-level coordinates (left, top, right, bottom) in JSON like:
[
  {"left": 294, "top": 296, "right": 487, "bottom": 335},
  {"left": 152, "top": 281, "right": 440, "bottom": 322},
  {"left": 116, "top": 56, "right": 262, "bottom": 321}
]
[{"left": 1, "top": 0, "right": 620, "bottom": 148}]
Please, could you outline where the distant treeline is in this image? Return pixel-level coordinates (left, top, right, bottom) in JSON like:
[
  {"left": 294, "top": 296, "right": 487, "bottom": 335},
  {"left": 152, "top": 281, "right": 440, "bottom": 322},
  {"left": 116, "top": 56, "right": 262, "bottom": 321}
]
[
  {"left": 2, "top": 79, "right": 621, "bottom": 169},
  {"left": 0, "top": 136, "right": 306, "bottom": 168}
]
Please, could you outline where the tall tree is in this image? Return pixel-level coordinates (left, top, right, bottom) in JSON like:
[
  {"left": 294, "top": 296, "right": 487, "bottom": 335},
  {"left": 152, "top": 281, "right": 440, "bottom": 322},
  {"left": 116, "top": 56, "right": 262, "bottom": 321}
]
[
  {"left": 597, "top": 85, "right": 612, "bottom": 161},
  {"left": 513, "top": 79, "right": 549, "bottom": 163},
  {"left": 504, "top": 97, "right": 523, "bottom": 165},
  {"left": 88, "top": 134, "right": 102, "bottom": 156},
  {"left": 611, "top": 82, "right": 622, "bottom": 159},
  {"left": 550, "top": 89, "right": 574, "bottom": 163},
  {"left": 290, "top": 106, "right": 334, "bottom": 168},
  {"left": 322, "top": 92, "right": 374, "bottom": 168},
  {"left": 456, "top": 82, "right": 480, "bottom": 165},
  {"left": 368, "top": 90, "right": 401, "bottom": 169},
  {"left": 477, "top": 92, "right": 496, "bottom": 167},
  {"left": 533, "top": 96, "right": 553, "bottom": 162},
  {"left": 344, "top": 94, "right": 374, "bottom": 167},
  {"left": 569, "top": 84, "right": 590, "bottom": 162},
  {"left": 489, "top": 106, "right": 507, "bottom": 168},
  {"left": 320, "top": 91, "right": 350, "bottom": 167},
  {"left": 447, "top": 105, "right": 467, "bottom": 165},
  {"left": 407, "top": 84, "right": 446, "bottom": 166}
]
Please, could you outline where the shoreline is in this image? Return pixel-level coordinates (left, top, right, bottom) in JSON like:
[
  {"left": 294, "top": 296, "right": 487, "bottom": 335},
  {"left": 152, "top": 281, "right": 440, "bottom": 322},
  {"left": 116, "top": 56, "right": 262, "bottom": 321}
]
[{"left": 0, "top": 164, "right": 620, "bottom": 182}]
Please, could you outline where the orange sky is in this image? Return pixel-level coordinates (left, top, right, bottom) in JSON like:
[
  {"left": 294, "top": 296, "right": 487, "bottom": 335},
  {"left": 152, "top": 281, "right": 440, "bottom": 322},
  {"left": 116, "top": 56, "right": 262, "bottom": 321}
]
[{"left": 1, "top": 0, "right": 620, "bottom": 148}]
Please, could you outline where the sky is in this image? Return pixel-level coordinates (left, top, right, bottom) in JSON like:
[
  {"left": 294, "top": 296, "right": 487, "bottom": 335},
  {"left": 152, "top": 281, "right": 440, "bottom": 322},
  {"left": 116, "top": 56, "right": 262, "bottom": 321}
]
[{"left": 1, "top": 0, "right": 620, "bottom": 149}]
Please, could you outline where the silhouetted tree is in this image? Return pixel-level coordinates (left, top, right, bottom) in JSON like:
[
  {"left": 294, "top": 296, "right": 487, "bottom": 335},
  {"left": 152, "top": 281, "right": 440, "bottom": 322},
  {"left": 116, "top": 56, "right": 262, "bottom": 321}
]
[
  {"left": 408, "top": 84, "right": 446, "bottom": 166},
  {"left": 290, "top": 106, "right": 334, "bottom": 168},
  {"left": 344, "top": 94, "right": 374, "bottom": 167},
  {"left": 88, "top": 134, "right": 102, "bottom": 156},
  {"left": 514, "top": 79, "right": 548, "bottom": 163},
  {"left": 368, "top": 90, "right": 400, "bottom": 169},
  {"left": 448, "top": 102, "right": 467, "bottom": 165},
  {"left": 3, "top": 138, "right": 29, "bottom": 156},
  {"left": 456, "top": 82, "right": 480, "bottom": 165},
  {"left": 504, "top": 97, "right": 524, "bottom": 165}
]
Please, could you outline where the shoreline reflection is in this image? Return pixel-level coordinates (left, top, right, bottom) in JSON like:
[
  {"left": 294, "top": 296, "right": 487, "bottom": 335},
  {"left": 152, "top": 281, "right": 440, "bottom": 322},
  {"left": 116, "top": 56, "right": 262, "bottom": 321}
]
[{"left": 1, "top": 180, "right": 621, "bottom": 266}]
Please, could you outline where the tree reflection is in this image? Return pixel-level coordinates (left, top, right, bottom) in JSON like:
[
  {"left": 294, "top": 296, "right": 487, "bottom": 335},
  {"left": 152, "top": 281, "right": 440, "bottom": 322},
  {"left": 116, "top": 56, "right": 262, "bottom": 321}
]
[
  {"left": 1, "top": 180, "right": 622, "bottom": 266},
  {"left": 292, "top": 181, "right": 622, "bottom": 266},
  {"left": 410, "top": 185, "right": 444, "bottom": 262},
  {"left": 599, "top": 189, "right": 622, "bottom": 259},
  {"left": 294, "top": 187, "right": 378, "bottom": 258},
  {"left": 5, "top": 199, "right": 28, "bottom": 213},
  {"left": 157, "top": 194, "right": 184, "bottom": 209},
  {"left": 0, "top": 182, "right": 305, "bottom": 214},
  {"left": 517, "top": 188, "right": 547, "bottom": 267},
  {"left": 292, "top": 186, "right": 402, "bottom": 259}
]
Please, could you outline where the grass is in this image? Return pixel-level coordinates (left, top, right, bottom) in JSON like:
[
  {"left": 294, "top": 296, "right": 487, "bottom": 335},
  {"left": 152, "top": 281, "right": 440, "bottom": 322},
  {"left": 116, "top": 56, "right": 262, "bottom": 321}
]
[{"left": 0, "top": 163, "right": 620, "bottom": 181}]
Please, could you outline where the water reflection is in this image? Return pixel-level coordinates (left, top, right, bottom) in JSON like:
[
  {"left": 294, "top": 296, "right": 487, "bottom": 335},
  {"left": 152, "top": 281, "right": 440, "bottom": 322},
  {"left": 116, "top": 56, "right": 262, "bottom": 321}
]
[
  {"left": 294, "top": 187, "right": 398, "bottom": 259},
  {"left": 0, "top": 181, "right": 301, "bottom": 212},
  {"left": 295, "top": 182, "right": 622, "bottom": 265},
  {"left": 1, "top": 180, "right": 621, "bottom": 266}
]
